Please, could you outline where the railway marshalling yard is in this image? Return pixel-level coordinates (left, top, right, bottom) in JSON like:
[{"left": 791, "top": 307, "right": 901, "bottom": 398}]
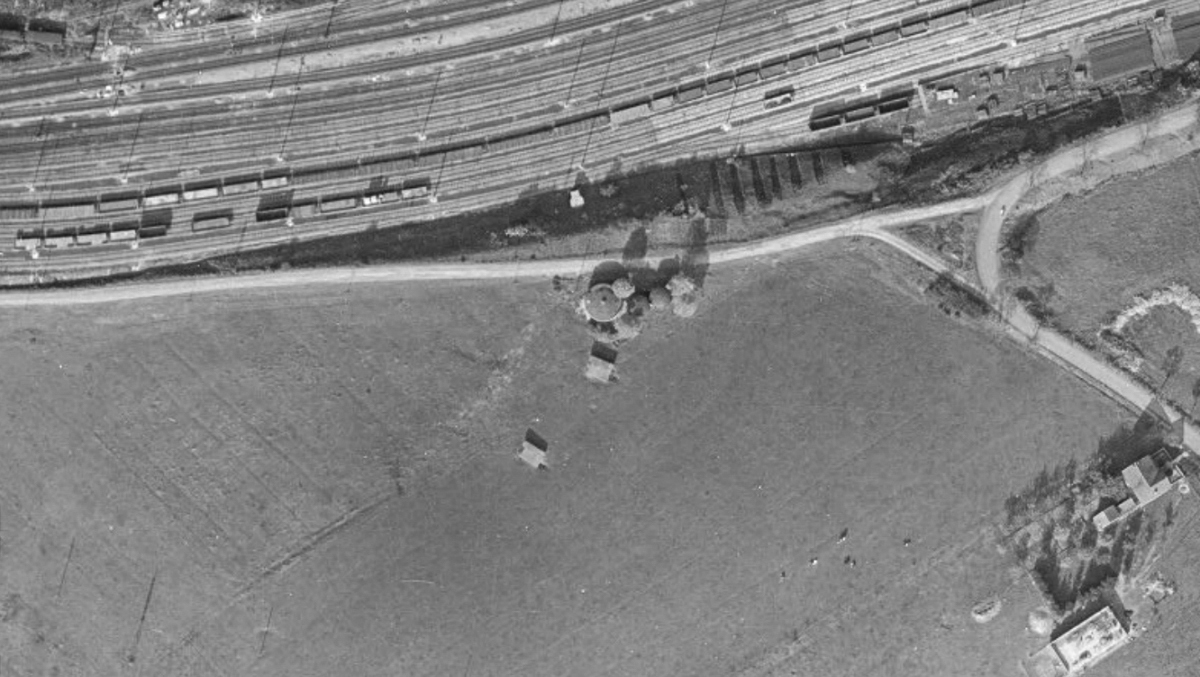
[
  {"left": 0, "top": 0, "right": 1192, "bottom": 281},
  {"left": 6, "top": 1, "right": 1200, "bottom": 677}
]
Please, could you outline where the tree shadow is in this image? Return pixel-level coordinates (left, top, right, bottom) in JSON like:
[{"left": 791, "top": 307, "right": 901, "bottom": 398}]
[
  {"left": 622, "top": 226, "right": 648, "bottom": 265},
  {"left": 1095, "top": 408, "right": 1169, "bottom": 477},
  {"left": 588, "top": 260, "right": 628, "bottom": 287},
  {"left": 681, "top": 218, "right": 709, "bottom": 288}
]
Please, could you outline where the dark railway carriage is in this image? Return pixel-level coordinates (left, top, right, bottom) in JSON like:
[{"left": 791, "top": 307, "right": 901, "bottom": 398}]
[
  {"left": 487, "top": 125, "right": 555, "bottom": 152},
  {"left": 0, "top": 204, "right": 39, "bottom": 220},
  {"left": 760, "top": 55, "right": 789, "bottom": 79},
  {"left": 98, "top": 193, "right": 140, "bottom": 213},
  {"left": 817, "top": 42, "right": 843, "bottom": 62},
  {"left": 674, "top": 84, "right": 706, "bottom": 103},
  {"left": 705, "top": 73, "right": 735, "bottom": 94},
  {"left": 734, "top": 67, "right": 760, "bottom": 86},
  {"left": 900, "top": 14, "right": 928, "bottom": 36}
]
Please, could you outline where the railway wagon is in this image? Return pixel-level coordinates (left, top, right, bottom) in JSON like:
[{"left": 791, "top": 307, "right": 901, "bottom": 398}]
[
  {"left": 972, "top": 0, "right": 1023, "bottom": 16},
  {"left": 705, "top": 73, "right": 735, "bottom": 94},
  {"left": 929, "top": 9, "right": 968, "bottom": 30},
  {"left": 487, "top": 125, "right": 555, "bottom": 152},
  {"left": 0, "top": 204, "right": 38, "bottom": 220},
  {"left": 734, "top": 66, "right": 760, "bottom": 86},
  {"left": 362, "top": 189, "right": 397, "bottom": 206},
  {"left": 900, "top": 14, "right": 929, "bottom": 36},
  {"left": 256, "top": 191, "right": 293, "bottom": 222},
  {"left": 183, "top": 181, "right": 221, "bottom": 201},
  {"left": 788, "top": 49, "right": 817, "bottom": 70},
  {"left": 760, "top": 55, "right": 789, "bottom": 79},
  {"left": 443, "top": 142, "right": 486, "bottom": 163},
  {"left": 41, "top": 202, "right": 93, "bottom": 221},
  {"left": 144, "top": 188, "right": 182, "bottom": 207},
  {"left": 98, "top": 193, "right": 140, "bottom": 213},
  {"left": 609, "top": 101, "right": 651, "bottom": 126},
  {"left": 192, "top": 210, "right": 233, "bottom": 232},
  {"left": 75, "top": 224, "right": 110, "bottom": 245},
  {"left": 319, "top": 194, "right": 360, "bottom": 213},
  {"left": 817, "top": 42, "right": 843, "bottom": 62},
  {"left": 109, "top": 221, "right": 139, "bottom": 242},
  {"left": 554, "top": 112, "right": 609, "bottom": 136},
  {"left": 15, "top": 229, "right": 41, "bottom": 250},
  {"left": 222, "top": 175, "right": 260, "bottom": 195},
  {"left": 25, "top": 29, "right": 63, "bottom": 46},
  {"left": 43, "top": 228, "right": 75, "bottom": 248},
  {"left": 399, "top": 178, "right": 432, "bottom": 201},
  {"left": 261, "top": 172, "right": 291, "bottom": 190},
  {"left": 842, "top": 34, "right": 871, "bottom": 55},
  {"left": 674, "top": 84, "right": 706, "bottom": 104},
  {"left": 763, "top": 86, "right": 794, "bottom": 109}
]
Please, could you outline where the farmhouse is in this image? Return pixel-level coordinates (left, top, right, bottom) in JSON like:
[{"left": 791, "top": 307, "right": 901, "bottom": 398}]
[
  {"left": 1023, "top": 607, "right": 1129, "bottom": 677},
  {"left": 1092, "top": 449, "right": 1186, "bottom": 530}
]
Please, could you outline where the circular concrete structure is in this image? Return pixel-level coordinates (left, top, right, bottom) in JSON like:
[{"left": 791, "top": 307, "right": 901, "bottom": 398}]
[{"left": 582, "top": 283, "right": 625, "bottom": 323}]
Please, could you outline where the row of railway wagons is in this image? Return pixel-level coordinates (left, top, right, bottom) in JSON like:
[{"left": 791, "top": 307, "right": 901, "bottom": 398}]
[
  {"left": 614, "top": 0, "right": 1023, "bottom": 120},
  {"left": 11, "top": 177, "right": 438, "bottom": 250},
  {"left": 0, "top": 0, "right": 1027, "bottom": 239},
  {"left": 14, "top": 211, "right": 171, "bottom": 251},
  {"left": 0, "top": 171, "right": 294, "bottom": 223}
]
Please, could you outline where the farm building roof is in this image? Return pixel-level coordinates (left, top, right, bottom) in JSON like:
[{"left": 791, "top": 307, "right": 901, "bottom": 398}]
[{"left": 1051, "top": 606, "right": 1128, "bottom": 671}]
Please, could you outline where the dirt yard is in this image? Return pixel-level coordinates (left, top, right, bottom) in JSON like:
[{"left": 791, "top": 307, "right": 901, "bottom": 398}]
[{"left": 0, "top": 241, "right": 1176, "bottom": 676}]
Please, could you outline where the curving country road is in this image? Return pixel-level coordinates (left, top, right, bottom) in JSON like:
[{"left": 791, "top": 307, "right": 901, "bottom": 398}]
[
  {"left": 975, "top": 102, "right": 1200, "bottom": 453},
  {"left": 4, "top": 99, "right": 1199, "bottom": 451}
]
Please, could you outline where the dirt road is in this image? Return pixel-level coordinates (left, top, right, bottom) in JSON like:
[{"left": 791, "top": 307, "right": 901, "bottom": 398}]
[
  {"left": 976, "top": 102, "right": 1200, "bottom": 451},
  {"left": 0, "top": 195, "right": 983, "bottom": 307}
]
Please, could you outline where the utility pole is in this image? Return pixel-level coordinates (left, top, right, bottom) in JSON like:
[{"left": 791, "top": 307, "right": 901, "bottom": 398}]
[
  {"left": 562, "top": 40, "right": 586, "bottom": 108},
  {"left": 57, "top": 537, "right": 75, "bottom": 598},
  {"left": 323, "top": 0, "right": 339, "bottom": 40},
  {"left": 120, "top": 111, "right": 145, "bottom": 184},
  {"left": 128, "top": 570, "right": 158, "bottom": 664},
  {"left": 547, "top": 0, "right": 567, "bottom": 45},
  {"left": 267, "top": 27, "right": 289, "bottom": 97},
  {"left": 705, "top": 0, "right": 731, "bottom": 70},
  {"left": 418, "top": 69, "right": 443, "bottom": 142},
  {"left": 278, "top": 57, "right": 305, "bottom": 161}
]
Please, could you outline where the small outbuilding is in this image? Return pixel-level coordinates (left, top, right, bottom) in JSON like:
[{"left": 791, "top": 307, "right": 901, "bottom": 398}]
[
  {"left": 518, "top": 429, "right": 548, "bottom": 470},
  {"left": 585, "top": 342, "right": 617, "bottom": 384}
]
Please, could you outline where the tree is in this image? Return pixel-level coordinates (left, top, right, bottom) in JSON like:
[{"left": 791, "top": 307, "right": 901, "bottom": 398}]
[
  {"left": 611, "top": 277, "right": 635, "bottom": 299},
  {"left": 667, "top": 274, "right": 700, "bottom": 318},
  {"left": 648, "top": 286, "right": 671, "bottom": 311},
  {"left": 1161, "top": 345, "right": 1184, "bottom": 391}
]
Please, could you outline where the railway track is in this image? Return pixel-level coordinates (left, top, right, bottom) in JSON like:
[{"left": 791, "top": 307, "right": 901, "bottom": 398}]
[{"left": 0, "top": 0, "right": 1190, "bottom": 284}]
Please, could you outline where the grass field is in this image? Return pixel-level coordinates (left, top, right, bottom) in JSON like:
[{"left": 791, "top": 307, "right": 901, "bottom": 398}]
[
  {"left": 0, "top": 242, "right": 1181, "bottom": 676},
  {"left": 1014, "top": 150, "right": 1200, "bottom": 410}
]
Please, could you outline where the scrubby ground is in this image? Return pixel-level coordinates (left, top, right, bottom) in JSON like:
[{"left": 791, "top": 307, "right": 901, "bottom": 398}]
[
  {"left": 0, "top": 241, "right": 1180, "bottom": 676},
  {"left": 1010, "top": 150, "right": 1200, "bottom": 411}
]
